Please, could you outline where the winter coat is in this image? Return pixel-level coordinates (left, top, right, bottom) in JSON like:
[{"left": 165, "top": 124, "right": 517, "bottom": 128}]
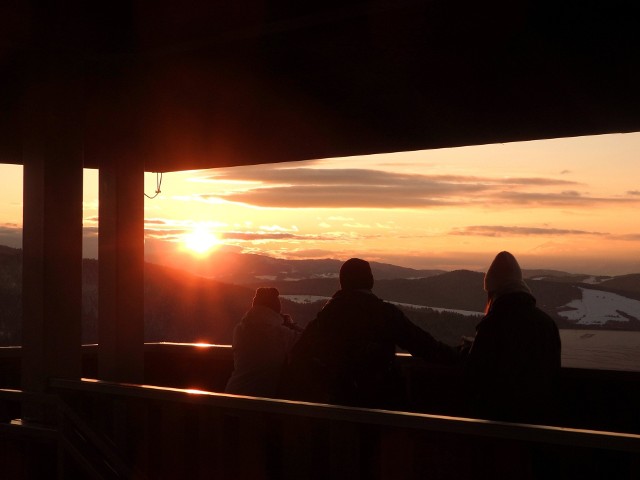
[
  {"left": 280, "top": 289, "right": 460, "bottom": 409},
  {"left": 465, "top": 291, "right": 561, "bottom": 423},
  {"left": 225, "top": 305, "right": 300, "bottom": 398}
]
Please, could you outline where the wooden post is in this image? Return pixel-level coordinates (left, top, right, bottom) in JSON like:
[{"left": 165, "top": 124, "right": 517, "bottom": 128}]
[
  {"left": 98, "top": 154, "right": 145, "bottom": 383},
  {"left": 21, "top": 62, "right": 84, "bottom": 397}
]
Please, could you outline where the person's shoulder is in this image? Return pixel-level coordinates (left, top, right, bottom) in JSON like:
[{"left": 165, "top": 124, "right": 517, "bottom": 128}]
[
  {"left": 379, "top": 297, "right": 400, "bottom": 311},
  {"left": 475, "top": 310, "right": 503, "bottom": 333},
  {"left": 242, "top": 305, "right": 285, "bottom": 329},
  {"left": 331, "top": 289, "right": 383, "bottom": 306},
  {"left": 532, "top": 306, "right": 559, "bottom": 328},
  {"left": 532, "top": 304, "right": 553, "bottom": 318},
  {"left": 376, "top": 299, "right": 408, "bottom": 322},
  {"left": 360, "top": 291, "right": 392, "bottom": 312}
]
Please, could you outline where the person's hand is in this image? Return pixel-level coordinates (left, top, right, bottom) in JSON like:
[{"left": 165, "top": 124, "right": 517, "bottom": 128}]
[
  {"left": 461, "top": 336, "right": 474, "bottom": 348},
  {"left": 459, "top": 336, "right": 474, "bottom": 355},
  {"left": 282, "top": 313, "right": 304, "bottom": 332}
]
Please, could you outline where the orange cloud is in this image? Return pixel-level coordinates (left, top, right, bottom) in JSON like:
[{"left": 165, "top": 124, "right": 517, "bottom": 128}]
[{"left": 450, "top": 225, "right": 607, "bottom": 237}]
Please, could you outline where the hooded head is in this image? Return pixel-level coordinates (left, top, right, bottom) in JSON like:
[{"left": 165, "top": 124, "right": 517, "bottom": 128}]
[
  {"left": 340, "top": 258, "right": 374, "bottom": 291},
  {"left": 252, "top": 287, "right": 281, "bottom": 313},
  {"left": 484, "top": 251, "right": 531, "bottom": 311}
]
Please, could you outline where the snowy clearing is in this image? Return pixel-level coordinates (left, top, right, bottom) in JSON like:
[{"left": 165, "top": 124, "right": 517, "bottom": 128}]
[
  {"left": 558, "top": 288, "right": 640, "bottom": 325},
  {"left": 281, "top": 295, "right": 331, "bottom": 304},
  {"left": 582, "top": 276, "right": 611, "bottom": 285},
  {"left": 389, "top": 302, "right": 483, "bottom": 317},
  {"left": 282, "top": 295, "right": 483, "bottom": 317}
]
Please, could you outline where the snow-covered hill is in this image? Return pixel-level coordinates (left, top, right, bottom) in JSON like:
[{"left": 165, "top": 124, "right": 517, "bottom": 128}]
[{"left": 558, "top": 288, "right": 640, "bottom": 326}]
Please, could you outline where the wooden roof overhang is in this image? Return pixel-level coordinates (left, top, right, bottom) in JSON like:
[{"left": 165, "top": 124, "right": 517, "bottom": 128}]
[
  {"left": 2, "top": 0, "right": 640, "bottom": 172},
  {"left": 4, "top": 0, "right": 640, "bottom": 393}
]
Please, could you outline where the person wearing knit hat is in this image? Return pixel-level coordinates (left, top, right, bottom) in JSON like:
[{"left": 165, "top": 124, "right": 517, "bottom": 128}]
[
  {"left": 465, "top": 251, "right": 561, "bottom": 423},
  {"left": 252, "top": 287, "right": 282, "bottom": 314},
  {"left": 225, "top": 287, "right": 301, "bottom": 397},
  {"left": 280, "top": 258, "right": 461, "bottom": 409}
]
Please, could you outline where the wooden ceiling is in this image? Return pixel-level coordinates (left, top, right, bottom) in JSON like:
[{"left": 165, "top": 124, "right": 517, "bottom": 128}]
[{"left": 2, "top": 1, "right": 640, "bottom": 172}]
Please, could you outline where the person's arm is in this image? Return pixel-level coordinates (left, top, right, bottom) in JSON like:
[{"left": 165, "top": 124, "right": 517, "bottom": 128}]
[
  {"left": 387, "top": 304, "right": 461, "bottom": 364},
  {"left": 281, "top": 313, "right": 304, "bottom": 333}
]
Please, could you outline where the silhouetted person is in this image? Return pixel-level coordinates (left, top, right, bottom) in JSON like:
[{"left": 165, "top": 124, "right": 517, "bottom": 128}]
[
  {"left": 465, "top": 251, "right": 561, "bottom": 423},
  {"left": 280, "top": 258, "right": 460, "bottom": 409},
  {"left": 225, "top": 287, "right": 302, "bottom": 397}
]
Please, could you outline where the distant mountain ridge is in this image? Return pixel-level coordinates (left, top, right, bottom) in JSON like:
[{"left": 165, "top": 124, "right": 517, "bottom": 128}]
[
  {"left": 522, "top": 269, "right": 587, "bottom": 279},
  {"left": 262, "top": 270, "right": 488, "bottom": 312},
  {"left": 148, "top": 249, "right": 445, "bottom": 284},
  {"left": 2, "top": 245, "right": 640, "bottom": 348}
]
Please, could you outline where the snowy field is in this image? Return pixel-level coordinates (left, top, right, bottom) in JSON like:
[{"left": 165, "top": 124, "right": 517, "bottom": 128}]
[
  {"left": 582, "top": 276, "right": 611, "bottom": 285},
  {"left": 389, "top": 302, "right": 483, "bottom": 317},
  {"left": 558, "top": 287, "right": 640, "bottom": 325},
  {"left": 560, "top": 330, "right": 640, "bottom": 372},
  {"left": 282, "top": 295, "right": 483, "bottom": 317}
]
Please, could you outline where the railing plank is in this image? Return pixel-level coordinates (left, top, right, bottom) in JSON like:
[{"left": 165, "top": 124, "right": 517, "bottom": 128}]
[
  {"left": 51, "top": 378, "right": 640, "bottom": 454},
  {"left": 47, "top": 378, "right": 640, "bottom": 479}
]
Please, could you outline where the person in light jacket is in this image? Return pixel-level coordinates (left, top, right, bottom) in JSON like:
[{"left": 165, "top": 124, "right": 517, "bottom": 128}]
[{"left": 225, "top": 287, "right": 301, "bottom": 397}]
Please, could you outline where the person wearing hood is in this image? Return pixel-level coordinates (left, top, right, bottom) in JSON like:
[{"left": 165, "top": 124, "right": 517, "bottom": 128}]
[
  {"left": 465, "top": 251, "right": 561, "bottom": 423},
  {"left": 225, "top": 287, "right": 302, "bottom": 397},
  {"left": 280, "top": 258, "right": 460, "bottom": 409}
]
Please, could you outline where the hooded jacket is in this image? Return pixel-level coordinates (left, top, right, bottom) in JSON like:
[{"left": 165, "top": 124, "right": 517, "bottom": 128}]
[{"left": 466, "top": 252, "right": 561, "bottom": 423}]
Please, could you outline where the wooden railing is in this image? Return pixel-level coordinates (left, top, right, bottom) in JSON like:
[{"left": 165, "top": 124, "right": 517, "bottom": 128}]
[
  {"left": 2, "top": 342, "right": 640, "bottom": 434},
  {"left": 2, "top": 342, "right": 640, "bottom": 478},
  {"left": 0, "top": 387, "right": 142, "bottom": 479},
  {"left": 50, "top": 378, "right": 640, "bottom": 480}
]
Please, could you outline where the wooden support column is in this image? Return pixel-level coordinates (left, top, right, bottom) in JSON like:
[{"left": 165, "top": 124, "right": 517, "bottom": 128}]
[
  {"left": 21, "top": 69, "right": 84, "bottom": 396},
  {"left": 98, "top": 155, "right": 145, "bottom": 383}
]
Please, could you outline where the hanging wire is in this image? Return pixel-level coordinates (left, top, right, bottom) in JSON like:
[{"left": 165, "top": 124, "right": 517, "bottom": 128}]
[{"left": 144, "top": 172, "right": 163, "bottom": 199}]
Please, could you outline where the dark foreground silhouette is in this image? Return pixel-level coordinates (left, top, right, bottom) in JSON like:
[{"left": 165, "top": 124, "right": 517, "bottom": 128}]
[{"left": 280, "top": 258, "right": 461, "bottom": 409}]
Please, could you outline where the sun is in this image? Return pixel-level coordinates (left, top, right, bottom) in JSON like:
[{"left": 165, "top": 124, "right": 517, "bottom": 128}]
[{"left": 183, "top": 226, "right": 221, "bottom": 256}]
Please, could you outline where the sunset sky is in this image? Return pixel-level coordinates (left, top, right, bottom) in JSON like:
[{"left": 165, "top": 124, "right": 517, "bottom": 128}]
[{"left": 1, "top": 132, "right": 639, "bottom": 275}]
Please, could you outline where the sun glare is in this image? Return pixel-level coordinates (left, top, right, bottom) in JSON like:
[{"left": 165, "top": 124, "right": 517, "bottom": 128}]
[{"left": 183, "top": 226, "right": 220, "bottom": 255}]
